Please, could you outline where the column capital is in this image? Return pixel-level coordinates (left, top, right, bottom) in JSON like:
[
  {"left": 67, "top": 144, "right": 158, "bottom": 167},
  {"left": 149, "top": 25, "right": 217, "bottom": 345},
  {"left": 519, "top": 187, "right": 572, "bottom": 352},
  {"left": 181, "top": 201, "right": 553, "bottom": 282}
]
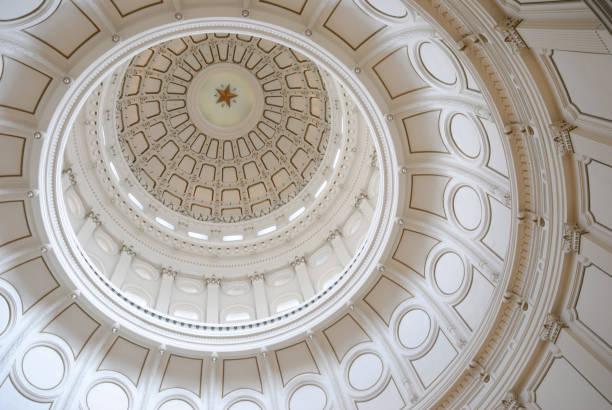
[
  {"left": 87, "top": 211, "right": 101, "bottom": 226},
  {"left": 369, "top": 149, "right": 377, "bottom": 168},
  {"left": 354, "top": 192, "right": 368, "bottom": 208},
  {"left": 161, "top": 267, "right": 177, "bottom": 279},
  {"left": 249, "top": 273, "right": 265, "bottom": 283},
  {"left": 539, "top": 313, "right": 565, "bottom": 343},
  {"left": 327, "top": 228, "right": 342, "bottom": 241},
  {"left": 290, "top": 256, "right": 306, "bottom": 267},
  {"left": 120, "top": 244, "right": 136, "bottom": 257},
  {"left": 550, "top": 121, "right": 576, "bottom": 155},
  {"left": 206, "top": 276, "right": 221, "bottom": 286},
  {"left": 63, "top": 167, "right": 77, "bottom": 185}
]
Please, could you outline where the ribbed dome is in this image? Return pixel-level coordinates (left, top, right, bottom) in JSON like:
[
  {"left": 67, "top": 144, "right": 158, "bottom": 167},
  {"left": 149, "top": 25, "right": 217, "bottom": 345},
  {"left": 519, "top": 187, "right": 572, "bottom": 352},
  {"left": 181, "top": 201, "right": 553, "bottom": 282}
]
[
  {"left": 0, "top": 0, "right": 609, "bottom": 409},
  {"left": 117, "top": 33, "right": 330, "bottom": 222}
]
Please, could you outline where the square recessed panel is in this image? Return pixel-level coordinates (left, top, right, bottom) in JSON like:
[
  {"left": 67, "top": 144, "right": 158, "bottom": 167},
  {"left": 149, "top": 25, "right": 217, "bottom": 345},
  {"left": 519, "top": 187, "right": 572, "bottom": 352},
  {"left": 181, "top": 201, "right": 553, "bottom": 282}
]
[
  {"left": 259, "top": 0, "right": 308, "bottom": 14},
  {"left": 0, "top": 134, "right": 26, "bottom": 177},
  {"left": 0, "top": 200, "right": 31, "bottom": 247},
  {"left": 110, "top": 0, "right": 163, "bottom": 17},
  {"left": 0, "top": 257, "right": 58, "bottom": 313},
  {"left": 0, "top": 56, "right": 52, "bottom": 114},
  {"left": 323, "top": 0, "right": 386, "bottom": 50},
  {"left": 372, "top": 47, "right": 428, "bottom": 99},
  {"left": 25, "top": 1, "right": 100, "bottom": 59}
]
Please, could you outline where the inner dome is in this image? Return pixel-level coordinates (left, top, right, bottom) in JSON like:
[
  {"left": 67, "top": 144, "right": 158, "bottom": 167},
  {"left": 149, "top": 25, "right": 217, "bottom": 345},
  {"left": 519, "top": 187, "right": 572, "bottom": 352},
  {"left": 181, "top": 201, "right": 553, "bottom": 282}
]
[
  {"left": 60, "top": 30, "right": 382, "bottom": 331},
  {"left": 117, "top": 34, "right": 330, "bottom": 222}
]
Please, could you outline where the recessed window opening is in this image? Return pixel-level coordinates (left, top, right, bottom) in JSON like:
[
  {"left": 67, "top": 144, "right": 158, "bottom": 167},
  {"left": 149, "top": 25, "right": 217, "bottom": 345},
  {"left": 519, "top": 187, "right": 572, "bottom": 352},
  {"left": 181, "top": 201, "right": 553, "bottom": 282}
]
[
  {"left": 289, "top": 207, "right": 305, "bottom": 221},
  {"left": 109, "top": 162, "right": 120, "bottom": 182},
  {"left": 223, "top": 234, "right": 243, "bottom": 242},
  {"left": 155, "top": 217, "right": 174, "bottom": 230},
  {"left": 127, "top": 193, "right": 143, "bottom": 210},
  {"left": 257, "top": 225, "right": 276, "bottom": 236},
  {"left": 315, "top": 180, "right": 328, "bottom": 198},
  {"left": 226, "top": 311, "right": 251, "bottom": 322},
  {"left": 188, "top": 231, "right": 208, "bottom": 240},
  {"left": 333, "top": 149, "right": 341, "bottom": 168},
  {"left": 276, "top": 298, "right": 300, "bottom": 313}
]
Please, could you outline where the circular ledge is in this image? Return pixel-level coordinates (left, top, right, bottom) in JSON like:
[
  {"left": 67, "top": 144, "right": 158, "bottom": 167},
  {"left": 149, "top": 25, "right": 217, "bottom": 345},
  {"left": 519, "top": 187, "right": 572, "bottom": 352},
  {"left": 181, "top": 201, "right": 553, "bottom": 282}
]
[{"left": 41, "top": 19, "right": 397, "bottom": 352}]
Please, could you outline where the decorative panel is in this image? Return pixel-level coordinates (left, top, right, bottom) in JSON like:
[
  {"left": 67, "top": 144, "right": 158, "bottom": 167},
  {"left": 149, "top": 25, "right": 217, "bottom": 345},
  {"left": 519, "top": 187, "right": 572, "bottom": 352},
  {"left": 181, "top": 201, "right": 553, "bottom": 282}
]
[
  {"left": 275, "top": 341, "right": 319, "bottom": 386},
  {"left": 355, "top": 378, "right": 405, "bottom": 409},
  {"left": 0, "top": 134, "right": 26, "bottom": 177},
  {"left": 481, "top": 196, "right": 511, "bottom": 259},
  {"left": 453, "top": 267, "right": 495, "bottom": 331},
  {"left": 373, "top": 47, "right": 428, "bottom": 99},
  {"left": 551, "top": 50, "right": 612, "bottom": 122},
  {"left": 0, "top": 200, "right": 31, "bottom": 247},
  {"left": 0, "top": 257, "right": 58, "bottom": 313},
  {"left": 259, "top": 0, "right": 308, "bottom": 14},
  {"left": 392, "top": 229, "right": 440, "bottom": 276},
  {"left": 479, "top": 117, "right": 508, "bottom": 178},
  {"left": 24, "top": 1, "right": 100, "bottom": 59},
  {"left": 323, "top": 0, "right": 386, "bottom": 50},
  {"left": 586, "top": 160, "right": 612, "bottom": 231},
  {"left": 222, "top": 357, "right": 262, "bottom": 396},
  {"left": 535, "top": 357, "right": 609, "bottom": 409},
  {"left": 323, "top": 314, "right": 370, "bottom": 362},
  {"left": 576, "top": 264, "right": 611, "bottom": 346},
  {"left": 109, "top": 0, "right": 163, "bottom": 17},
  {"left": 0, "top": 377, "right": 51, "bottom": 409},
  {"left": 402, "top": 110, "right": 448, "bottom": 154},
  {"left": 160, "top": 354, "right": 203, "bottom": 396},
  {"left": 363, "top": 275, "right": 412, "bottom": 325},
  {"left": 42, "top": 303, "right": 100, "bottom": 358},
  {"left": 0, "top": 56, "right": 52, "bottom": 114},
  {"left": 409, "top": 174, "right": 450, "bottom": 218},
  {"left": 411, "top": 331, "right": 457, "bottom": 388},
  {"left": 98, "top": 337, "right": 149, "bottom": 386}
]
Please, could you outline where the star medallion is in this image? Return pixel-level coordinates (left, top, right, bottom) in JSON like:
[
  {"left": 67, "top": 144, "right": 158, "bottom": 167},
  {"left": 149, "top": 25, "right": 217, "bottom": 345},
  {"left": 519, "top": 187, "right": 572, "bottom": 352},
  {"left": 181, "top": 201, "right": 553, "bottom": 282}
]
[{"left": 215, "top": 84, "right": 238, "bottom": 107}]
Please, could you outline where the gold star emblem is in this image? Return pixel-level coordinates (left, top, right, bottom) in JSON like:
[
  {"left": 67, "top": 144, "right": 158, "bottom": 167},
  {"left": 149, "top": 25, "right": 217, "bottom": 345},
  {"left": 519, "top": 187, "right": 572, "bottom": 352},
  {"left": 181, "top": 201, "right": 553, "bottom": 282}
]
[{"left": 215, "top": 84, "right": 238, "bottom": 107}]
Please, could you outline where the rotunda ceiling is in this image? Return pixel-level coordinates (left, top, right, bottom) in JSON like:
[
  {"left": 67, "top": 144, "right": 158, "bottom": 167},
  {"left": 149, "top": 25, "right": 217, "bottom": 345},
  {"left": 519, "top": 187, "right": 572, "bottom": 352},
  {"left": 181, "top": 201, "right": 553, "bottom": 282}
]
[
  {"left": 117, "top": 34, "right": 330, "bottom": 223},
  {"left": 4, "top": 0, "right": 592, "bottom": 407}
]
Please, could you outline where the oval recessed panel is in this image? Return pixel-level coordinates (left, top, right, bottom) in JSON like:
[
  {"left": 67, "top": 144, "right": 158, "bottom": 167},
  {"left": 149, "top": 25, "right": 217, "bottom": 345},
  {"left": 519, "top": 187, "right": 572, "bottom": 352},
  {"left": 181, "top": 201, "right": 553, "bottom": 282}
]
[
  {"left": 398, "top": 309, "right": 431, "bottom": 349},
  {"left": 229, "top": 401, "right": 261, "bottom": 410},
  {"left": 22, "top": 346, "right": 64, "bottom": 390},
  {"left": 434, "top": 252, "right": 464, "bottom": 294},
  {"left": 65, "top": 189, "right": 85, "bottom": 217},
  {"left": 132, "top": 260, "right": 156, "bottom": 280},
  {"left": 348, "top": 353, "right": 383, "bottom": 390},
  {"left": 87, "top": 382, "right": 129, "bottom": 410},
  {"left": 365, "top": 0, "right": 408, "bottom": 18},
  {"left": 453, "top": 186, "right": 482, "bottom": 230},
  {"left": 94, "top": 230, "right": 118, "bottom": 255},
  {"left": 159, "top": 399, "right": 194, "bottom": 410},
  {"left": 0, "top": 294, "right": 10, "bottom": 335},
  {"left": 0, "top": 0, "right": 44, "bottom": 21},
  {"left": 290, "top": 385, "right": 326, "bottom": 410},
  {"left": 450, "top": 114, "right": 481, "bottom": 158},
  {"left": 175, "top": 278, "right": 204, "bottom": 294},
  {"left": 222, "top": 280, "right": 251, "bottom": 295},
  {"left": 419, "top": 42, "right": 457, "bottom": 85}
]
